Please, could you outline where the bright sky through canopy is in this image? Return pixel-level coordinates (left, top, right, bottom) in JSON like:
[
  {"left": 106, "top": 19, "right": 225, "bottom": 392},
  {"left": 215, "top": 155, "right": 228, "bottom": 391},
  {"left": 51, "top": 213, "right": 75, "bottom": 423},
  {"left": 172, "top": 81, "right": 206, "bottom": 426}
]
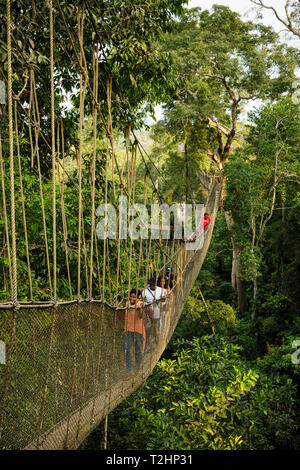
[
  {"left": 149, "top": 0, "right": 299, "bottom": 124},
  {"left": 188, "top": 0, "right": 292, "bottom": 35}
]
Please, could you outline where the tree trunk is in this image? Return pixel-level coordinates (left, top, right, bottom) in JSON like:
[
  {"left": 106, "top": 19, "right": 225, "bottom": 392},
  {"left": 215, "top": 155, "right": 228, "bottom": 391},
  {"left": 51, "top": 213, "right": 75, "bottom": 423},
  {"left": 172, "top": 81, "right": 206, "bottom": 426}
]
[
  {"left": 184, "top": 142, "right": 189, "bottom": 203},
  {"left": 251, "top": 273, "right": 258, "bottom": 319},
  {"left": 225, "top": 210, "right": 247, "bottom": 313},
  {"left": 155, "top": 153, "right": 159, "bottom": 193}
]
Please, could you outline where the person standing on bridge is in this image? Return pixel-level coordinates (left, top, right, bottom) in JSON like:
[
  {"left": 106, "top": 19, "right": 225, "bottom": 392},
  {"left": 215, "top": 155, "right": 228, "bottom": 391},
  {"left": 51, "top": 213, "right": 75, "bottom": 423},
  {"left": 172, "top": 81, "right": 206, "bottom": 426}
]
[
  {"left": 142, "top": 277, "right": 165, "bottom": 319},
  {"left": 165, "top": 266, "right": 174, "bottom": 290},
  {"left": 157, "top": 275, "right": 169, "bottom": 295},
  {"left": 123, "top": 289, "right": 145, "bottom": 373},
  {"left": 142, "top": 277, "right": 166, "bottom": 343},
  {"left": 203, "top": 213, "right": 211, "bottom": 233}
]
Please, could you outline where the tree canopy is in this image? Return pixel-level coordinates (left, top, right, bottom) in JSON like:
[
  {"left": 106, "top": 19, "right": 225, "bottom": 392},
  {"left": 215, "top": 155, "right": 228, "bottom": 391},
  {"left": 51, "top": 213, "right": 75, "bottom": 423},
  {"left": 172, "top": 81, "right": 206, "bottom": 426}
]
[{"left": 155, "top": 5, "right": 300, "bottom": 169}]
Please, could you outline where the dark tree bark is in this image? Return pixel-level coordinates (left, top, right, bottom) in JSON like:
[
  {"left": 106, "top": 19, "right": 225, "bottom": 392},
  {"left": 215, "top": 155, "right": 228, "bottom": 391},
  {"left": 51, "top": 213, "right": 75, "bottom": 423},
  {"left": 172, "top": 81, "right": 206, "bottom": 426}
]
[{"left": 224, "top": 211, "right": 247, "bottom": 314}]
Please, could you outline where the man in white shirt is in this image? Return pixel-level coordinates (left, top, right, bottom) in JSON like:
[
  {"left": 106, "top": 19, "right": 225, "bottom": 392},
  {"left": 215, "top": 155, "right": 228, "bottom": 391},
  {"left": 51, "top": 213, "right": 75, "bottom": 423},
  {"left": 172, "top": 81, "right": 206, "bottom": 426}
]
[
  {"left": 142, "top": 277, "right": 166, "bottom": 345},
  {"left": 142, "top": 277, "right": 165, "bottom": 320}
]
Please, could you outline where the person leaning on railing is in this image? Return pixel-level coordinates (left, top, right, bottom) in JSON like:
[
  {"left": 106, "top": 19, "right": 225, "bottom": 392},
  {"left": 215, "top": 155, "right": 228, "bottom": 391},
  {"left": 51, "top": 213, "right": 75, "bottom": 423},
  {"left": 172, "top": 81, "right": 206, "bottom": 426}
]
[
  {"left": 142, "top": 277, "right": 166, "bottom": 343},
  {"left": 123, "top": 288, "right": 146, "bottom": 372}
]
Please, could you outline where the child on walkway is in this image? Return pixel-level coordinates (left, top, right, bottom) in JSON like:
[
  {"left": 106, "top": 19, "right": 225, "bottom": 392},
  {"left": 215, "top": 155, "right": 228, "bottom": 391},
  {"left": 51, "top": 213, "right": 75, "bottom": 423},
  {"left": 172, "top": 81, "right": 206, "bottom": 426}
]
[{"left": 123, "top": 288, "right": 145, "bottom": 372}]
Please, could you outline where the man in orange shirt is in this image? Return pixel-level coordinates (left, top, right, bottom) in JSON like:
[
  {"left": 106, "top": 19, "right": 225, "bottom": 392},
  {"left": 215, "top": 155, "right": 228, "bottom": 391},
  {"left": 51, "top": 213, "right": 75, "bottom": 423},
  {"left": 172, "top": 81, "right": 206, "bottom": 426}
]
[{"left": 123, "top": 288, "right": 146, "bottom": 372}]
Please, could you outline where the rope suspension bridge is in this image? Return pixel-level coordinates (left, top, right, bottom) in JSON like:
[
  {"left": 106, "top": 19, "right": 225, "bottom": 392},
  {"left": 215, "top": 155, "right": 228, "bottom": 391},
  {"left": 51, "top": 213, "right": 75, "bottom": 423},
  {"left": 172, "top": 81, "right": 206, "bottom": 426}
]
[{"left": 0, "top": 0, "right": 222, "bottom": 449}]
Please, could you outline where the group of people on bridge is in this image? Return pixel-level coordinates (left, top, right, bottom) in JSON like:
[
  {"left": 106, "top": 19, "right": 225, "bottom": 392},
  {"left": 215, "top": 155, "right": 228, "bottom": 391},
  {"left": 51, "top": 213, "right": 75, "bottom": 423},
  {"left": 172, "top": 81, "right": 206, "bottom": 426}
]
[
  {"left": 122, "top": 212, "right": 211, "bottom": 373},
  {"left": 123, "top": 267, "right": 174, "bottom": 373}
]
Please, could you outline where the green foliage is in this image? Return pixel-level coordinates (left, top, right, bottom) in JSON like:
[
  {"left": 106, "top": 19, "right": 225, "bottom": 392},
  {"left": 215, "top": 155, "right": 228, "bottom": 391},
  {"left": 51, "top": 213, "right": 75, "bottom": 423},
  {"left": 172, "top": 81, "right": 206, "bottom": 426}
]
[
  {"left": 0, "top": 0, "right": 188, "bottom": 180},
  {"left": 231, "top": 315, "right": 259, "bottom": 360},
  {"left": 183, "top": 287, "right": 236, "bottom": 332},
  {"left": 255, "top": 338, "right": 300, "bottom": 381},
  {"left": 164, "top": 287, "right": 237, "bottom": 358},
  {"left": 153, "top": 5, "right": 299, "bottom": 169},
  {"left": 82, "top": 335, "right": 298, "bottom": 450}
]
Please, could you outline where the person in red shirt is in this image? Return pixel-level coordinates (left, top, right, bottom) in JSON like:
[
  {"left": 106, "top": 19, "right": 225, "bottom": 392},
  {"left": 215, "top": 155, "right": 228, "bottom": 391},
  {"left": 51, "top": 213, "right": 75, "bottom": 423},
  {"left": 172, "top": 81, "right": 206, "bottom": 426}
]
[
  {"left": 123, "top": 288, "right": 145, "bottom": 372},
  {"left": 186, "top": 213, "right": 211, "bottom": 246},
  {"left": 203, "top": 213, "right": 211, "bottom": 233}
]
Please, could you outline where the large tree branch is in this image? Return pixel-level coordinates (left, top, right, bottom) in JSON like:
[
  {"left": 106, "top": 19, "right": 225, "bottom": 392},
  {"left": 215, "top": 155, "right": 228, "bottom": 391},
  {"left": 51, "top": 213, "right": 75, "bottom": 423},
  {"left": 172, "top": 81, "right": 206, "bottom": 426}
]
[
  {"left": 208, "top": 152, "right": 221, "bottom": 167},
  {"left": 222, "top": 76, "right": 238, "bottom": 103},
  {"left": 216, "top": 127, "right": 224, "bottom": 156},
  {"left": 203, "top": 73, "right": 238, "bottom": 102},
  {"left": 250, "top": 0, "right": 300, "bottom": 38},
  {"left": 202, "top": 74, "right": 260, "bottom": 161},
  {"left": 199, "top": 116, "right": 231, "bottom": 137},
  {"left": 238, "top": 93, "right": 259, "bottom": 101},
  {"left": 222, "top": 100, "right": 239, "bottom": 158}
]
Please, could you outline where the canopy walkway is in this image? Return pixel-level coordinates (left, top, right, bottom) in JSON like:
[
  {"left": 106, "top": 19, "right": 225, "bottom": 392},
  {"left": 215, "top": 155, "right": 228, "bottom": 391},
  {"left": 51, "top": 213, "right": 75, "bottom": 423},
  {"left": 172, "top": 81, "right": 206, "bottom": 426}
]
[
  {"left": 0, "top": 1, "right": 223, "bottom": 449},
  {"left": 0, "top": 181, "right": 221, "bottom": 450}
]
